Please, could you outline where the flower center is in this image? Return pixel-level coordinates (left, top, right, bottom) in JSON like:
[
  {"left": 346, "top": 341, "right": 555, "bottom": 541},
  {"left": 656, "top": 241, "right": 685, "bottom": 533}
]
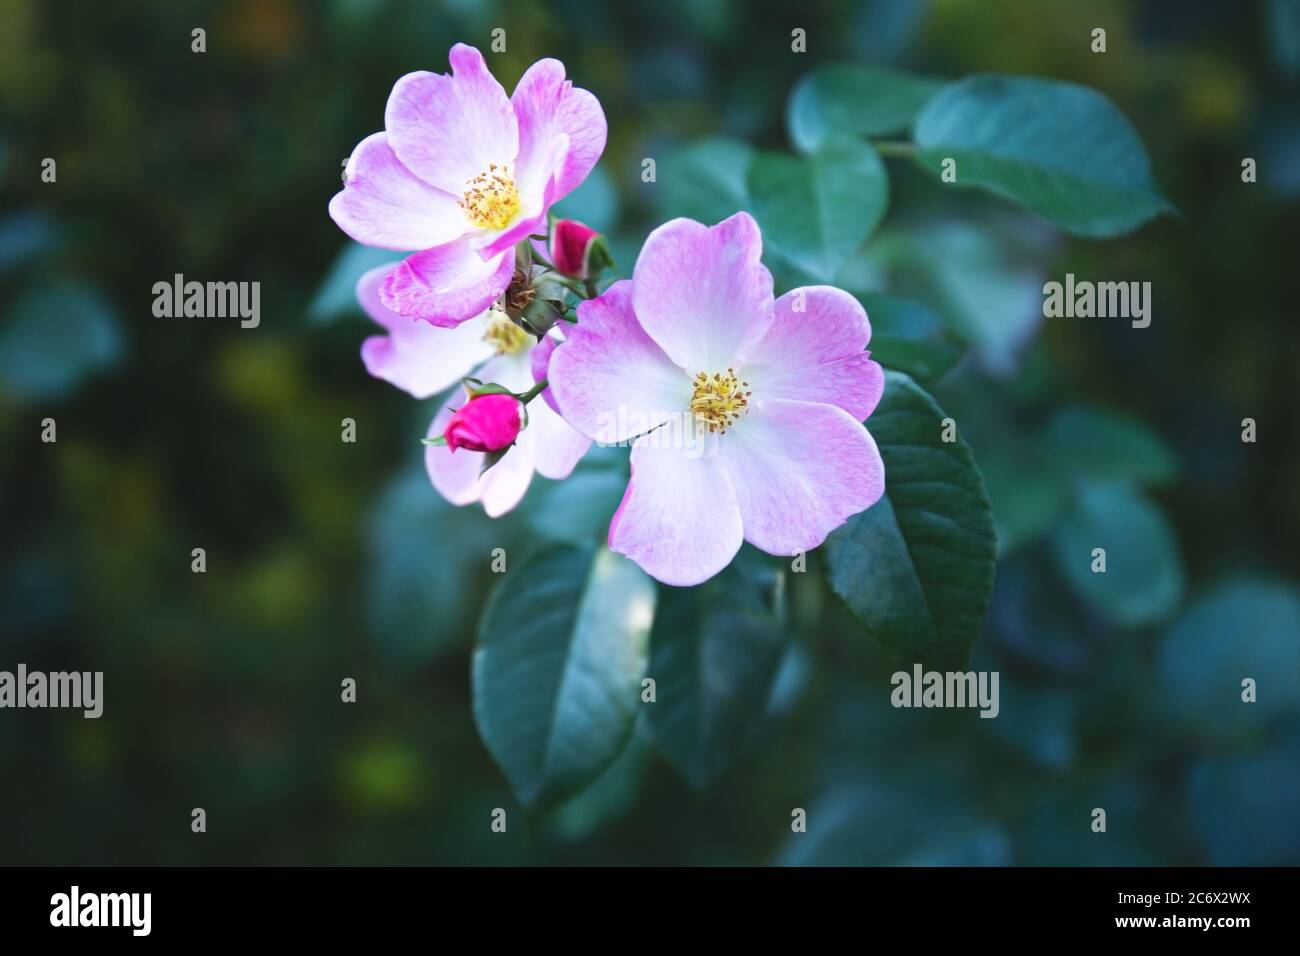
[
  {"left": 459, "top": 163, "right": 520, "bottom": 230},
  {"left": 690, "top": 368, "right": 750, "bottom": 434},
  {"left": 483, "top": 308, "right": 530, "bottom": 356}
]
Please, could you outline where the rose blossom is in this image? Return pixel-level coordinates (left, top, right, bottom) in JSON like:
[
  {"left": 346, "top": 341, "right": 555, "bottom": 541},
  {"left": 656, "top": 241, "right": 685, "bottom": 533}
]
[
  {"left": 547, "top": 212, "right": 886, "bottom": 586},
  {"left": 330, "top": 44, "right": 606, "bottom": 328}
]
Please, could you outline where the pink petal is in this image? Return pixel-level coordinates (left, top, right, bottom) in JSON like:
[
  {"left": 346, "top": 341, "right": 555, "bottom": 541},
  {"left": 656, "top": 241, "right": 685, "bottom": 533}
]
[
  {"left": 608, "top": 441, "right": 743, "bottom": 587},
  {"left": 511, "top": 58, "right": 607, "bottom": 203},
  {"left": 357, "top": 264, "right": 495, "bottom": 398},
  {"left": 631, "top": 212, "right": 774, "bottom": 372},
  {"left": 519, "top": 392, "right": 591, "bottom": 480},
  {"left": 547, "top": 280, "right": 691, "bottom": 444},
  {"left": 742, "top": 286, "right": 884, "bottom": 421},
  {"left": 329, "top": 132, "right": 465, "bottom": 251},
  {"left": 720, "top": 399, "right": 885, "bottom": 556},
  {"left": 380, "top": 237, "right": 514, "bottom": 328},
  {"left": 385, "top": 44, "right": 519, "bottom": 197}
]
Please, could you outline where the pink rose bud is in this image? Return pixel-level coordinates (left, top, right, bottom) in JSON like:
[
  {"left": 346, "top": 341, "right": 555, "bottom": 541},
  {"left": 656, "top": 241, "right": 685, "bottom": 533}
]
[
  {"left": 549, "top": 218, "right": 602, "bottom": 278},
  {"left": 443, "top": 392, "right": 524, "bottom": 453}
]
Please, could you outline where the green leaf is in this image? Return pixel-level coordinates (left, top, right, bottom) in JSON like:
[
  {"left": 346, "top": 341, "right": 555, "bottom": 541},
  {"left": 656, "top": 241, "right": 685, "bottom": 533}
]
[
  {"left": 478, "top": 446, "right": 509, "bottom": 476},
  {"left": 864, "top": 221, "right": 1044, "bottom": 374},
  {"left": 749, "top": 137, "right": 888, "bottom": 283},
  {"left": 1050, "top": 481, "right": 1184, "bottom": 627},
  {"left": 787, "top": 63, "right": 944, "bottom": 153},
  {"left": 912, "top": 74, "right": 1174, "bottom": 237},
  {"left": 473, "top": 544, "right": 656, "bottom": 807},
  {"left": 307, "top": 242, "right": 398, "bottom": 324},
  {"left": 660, "top": 137, "right": 754, "bottom": 224},
  {"left": 823, "top": 371, "right": 997, "bottom": 668},
  {"left": 544, "top": 723, "right": 654, "bottom": 842},
  {"left": 0, "top": 281, "right": 123, "bottom": 400},
  {"left": 646, "top": 551, "right": 788, "bottom": 788},
  {"left": 463, "top": 379, "right": 516, "bottom": 398},
  {"left": 1041, "top": 404, "right": 1178, "bottom": 486},
  {"left": 858, "top": 292, "right": 965, "bottom": 382},
  {"left": 1156, "top": 578, "right": 1300, "bottom": 743}
]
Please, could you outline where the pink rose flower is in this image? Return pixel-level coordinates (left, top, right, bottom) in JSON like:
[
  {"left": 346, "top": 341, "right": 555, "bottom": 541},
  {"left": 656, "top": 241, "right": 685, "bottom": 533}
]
[
  {"left": 356, "top": 264, "right": 590, "bottom": 516},
  {"left": 549, "top": 218, "right": 600, "bottom": 278},
  {"left": 547, "top": 212, "right": 886, "bottom": 586},
  {"left": 444, "top": 393, "right": 524, "bottom": 452},
  {"left": 330, "top": 44, "right": 607, "bottom": 328}
]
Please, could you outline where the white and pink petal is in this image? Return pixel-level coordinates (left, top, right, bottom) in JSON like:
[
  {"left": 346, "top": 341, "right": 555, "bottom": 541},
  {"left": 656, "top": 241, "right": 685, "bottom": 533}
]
[
  {"left": 608, "top": 442, "right": 744, "bottom": 588},
  {"left": 547, "top": 280, "right": 691, "bottom": 444},
  {"left": 472, "top": 132, "right": 568, "bottom": 261},
  {"left": 357, "top": 264, "right": 495, "bottom": 399},
  {"left": 631, "top": 212, "right": 774, "bottom": 372},
  {"left": 743, "top": 286, "right": 883, "bottom": 421},
  {"left": 511, "top": 57, "right": 607, "bottom": 203},
  {"left": 385, "top": 44, "right": 519, "bottom": 197},
  {"left": 720, "top": 398, "right": 884, "bottom": 557},
  {"left": 379, "top": 237, "right": 514, "bottom": 328},
  {"left": 519, "top": 394, "right": 591, "bottom": 480},
  {"left": 329, "top": 132, "right": 466, "bottom": 251}
]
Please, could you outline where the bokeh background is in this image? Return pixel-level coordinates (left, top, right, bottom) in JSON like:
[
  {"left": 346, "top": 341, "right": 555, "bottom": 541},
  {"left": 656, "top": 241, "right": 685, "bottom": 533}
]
[{"left": 2, "top": 0, "right": 1298, "bottom": 865}]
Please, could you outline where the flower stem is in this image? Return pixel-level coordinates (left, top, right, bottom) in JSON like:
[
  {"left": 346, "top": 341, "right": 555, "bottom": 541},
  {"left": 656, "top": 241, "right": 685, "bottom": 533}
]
[{"left": 517, "top": 378, "right": 547, "bottom": 404}]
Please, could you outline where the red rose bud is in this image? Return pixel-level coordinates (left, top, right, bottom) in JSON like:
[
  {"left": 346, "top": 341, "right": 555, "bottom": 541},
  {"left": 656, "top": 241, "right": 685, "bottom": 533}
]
[
  {"left": 443, "top": 393, "right": 524, "bottom": 453},
  {"left": 549, "top": 219, "right": 603, "bottom": 278}
]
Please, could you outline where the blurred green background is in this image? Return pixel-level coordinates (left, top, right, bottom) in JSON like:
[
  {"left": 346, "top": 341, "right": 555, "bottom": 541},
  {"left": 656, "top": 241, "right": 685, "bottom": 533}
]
[{"left": 1, "top": 0, "right": 1298, "bottom": 865}]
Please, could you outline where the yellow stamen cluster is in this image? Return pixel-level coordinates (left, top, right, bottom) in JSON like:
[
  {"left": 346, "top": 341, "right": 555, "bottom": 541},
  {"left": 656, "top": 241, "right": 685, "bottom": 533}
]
[
  {"left": 459, "top": 163, "right": 520, "bottom": 230},
  {"left": 690, "top": 368, "right": 751, "bottom": 434},
  {"left": 482, "top": 308, "right": 530, "bottom": 356}
]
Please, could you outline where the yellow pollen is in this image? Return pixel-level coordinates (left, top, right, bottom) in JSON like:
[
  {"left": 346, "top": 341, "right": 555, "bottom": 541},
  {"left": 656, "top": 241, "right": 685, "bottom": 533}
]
[
  {"left": 690, "top": 368, "right": 751, "bottom": 434},
  {"left": 459, "top": 163, "right": 520, "bottom": 230},
  {"left": 483, "top": 309, "right": 530, "bottom": 356}
]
